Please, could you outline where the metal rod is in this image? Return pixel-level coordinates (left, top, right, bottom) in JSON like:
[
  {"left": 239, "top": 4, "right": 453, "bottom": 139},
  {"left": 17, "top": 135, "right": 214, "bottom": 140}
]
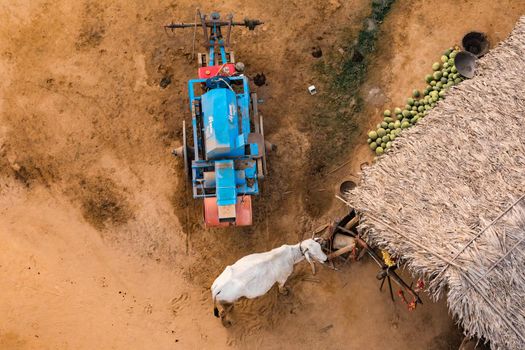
[
  {"left": 199, "top": 11, "right": 209, "bottom": 48},
  {"left": 191, "top": 9, "right": 198, "bottom": 60},
  {"left": 226, "top": 14, "right": 233, "bottom": 47},
  {"left": 165, "top": 21, "right": 262, "bottom": 29},
  {"left": 388, "top": 277, "right": 394, "bottom": 302}
]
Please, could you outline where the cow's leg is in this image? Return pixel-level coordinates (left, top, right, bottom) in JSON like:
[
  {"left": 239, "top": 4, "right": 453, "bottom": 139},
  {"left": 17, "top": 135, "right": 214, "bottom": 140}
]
[
  {"left": 223, "top": 302, "right": 234, "bottom": 314},
  {"left": 277, "top": 281, "right": 289, "bottom": 295},
  {"left": 219, "top": 302, "right": 233, "bottom": 328}
]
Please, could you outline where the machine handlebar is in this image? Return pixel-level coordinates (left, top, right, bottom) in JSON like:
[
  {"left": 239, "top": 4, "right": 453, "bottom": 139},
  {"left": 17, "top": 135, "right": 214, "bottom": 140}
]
[{"left": 165, "top": 19, "right": 263, "bottom": 31}]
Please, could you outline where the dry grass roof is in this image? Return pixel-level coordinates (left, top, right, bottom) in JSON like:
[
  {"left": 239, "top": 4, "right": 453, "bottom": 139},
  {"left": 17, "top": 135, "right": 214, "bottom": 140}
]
[{"left": 347, "top": 17, "right": 525, "bottom": 350}]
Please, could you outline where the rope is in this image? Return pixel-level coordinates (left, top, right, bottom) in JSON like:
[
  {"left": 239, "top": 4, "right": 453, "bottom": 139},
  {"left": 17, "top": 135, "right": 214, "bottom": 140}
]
[
  {"left": 240, "top": 191, "right": 246, "bottom": 204},
  {"left": 336, "top": 195, "right": 525, "bottom": 343},
  {"left": 217, "top": 78, "right": 235, "bottom": 93},
  {"left": 434, "top": 193, "right": 525, "bottom": 280},
  {"left": 364, "top": 214, "right": 463, "bottom": 269},
  {"left": 463, "top": 272, "right": 525, "bottom": 344},
  {"left": 335, "top": 195, "right": 462, "bottom": 268},
  {"left": 467, "top": 234, "right": 525, "bottom": 292},
  {"left": 369, "top": 210, "right": 525, "bottom": 343}
]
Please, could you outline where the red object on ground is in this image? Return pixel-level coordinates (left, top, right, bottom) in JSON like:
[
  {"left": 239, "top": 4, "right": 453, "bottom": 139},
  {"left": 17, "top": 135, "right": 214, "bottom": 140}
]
[
  {"left": 415, "top": 278, "right": 425, "bottom": 292},
  {"left": 198, "top": 64, "right": 236, "bottom": 79},
  {"left": 203, "top": 196, "right": 252, "bottom": 227},
  {"left": 397, "top": 290, "right": 418, "bottom": 311}
]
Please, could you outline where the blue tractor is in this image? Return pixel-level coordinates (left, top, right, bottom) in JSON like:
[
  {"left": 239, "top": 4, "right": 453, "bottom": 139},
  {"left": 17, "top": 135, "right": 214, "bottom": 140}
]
[{"left": 167, "top": 12, "right": 272, "bottom": 227}]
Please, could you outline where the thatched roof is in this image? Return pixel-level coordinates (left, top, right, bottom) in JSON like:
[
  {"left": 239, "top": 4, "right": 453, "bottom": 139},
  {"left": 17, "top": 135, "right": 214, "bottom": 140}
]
[{"left": 347, "top": 17, "right": 525, "bottom": 350}]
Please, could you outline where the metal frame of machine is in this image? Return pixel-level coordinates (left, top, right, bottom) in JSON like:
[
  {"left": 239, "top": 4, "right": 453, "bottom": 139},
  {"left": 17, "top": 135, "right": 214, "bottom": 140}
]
[{"left": 168, "top": 11, "right": 269, "bottom": 227}]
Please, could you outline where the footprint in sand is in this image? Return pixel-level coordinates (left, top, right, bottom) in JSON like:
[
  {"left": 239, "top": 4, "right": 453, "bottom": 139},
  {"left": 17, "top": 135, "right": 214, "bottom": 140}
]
[{"left": 169, "top": 292, "right": 189, "bottom": 316}]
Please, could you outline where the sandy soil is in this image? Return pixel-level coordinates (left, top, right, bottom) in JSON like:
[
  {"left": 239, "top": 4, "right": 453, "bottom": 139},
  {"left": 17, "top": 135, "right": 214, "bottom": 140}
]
[{"left": 0, "top": 1, "right": 523, "bottom": 349}]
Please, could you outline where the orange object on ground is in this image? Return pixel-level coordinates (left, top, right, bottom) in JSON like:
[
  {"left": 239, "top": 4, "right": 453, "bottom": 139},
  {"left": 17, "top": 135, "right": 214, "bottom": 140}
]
[{"left": 203, "top": 196, "right": 252, "bottom": 227}]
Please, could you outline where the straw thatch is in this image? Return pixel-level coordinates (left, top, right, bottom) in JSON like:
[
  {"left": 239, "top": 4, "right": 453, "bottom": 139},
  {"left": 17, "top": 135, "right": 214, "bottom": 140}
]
[{"left": 347, "top": 17, "right": 525, "bottom": 350}]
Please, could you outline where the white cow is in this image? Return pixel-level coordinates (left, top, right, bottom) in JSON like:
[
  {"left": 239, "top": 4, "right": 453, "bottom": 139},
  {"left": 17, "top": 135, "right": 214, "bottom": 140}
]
[{"left": 211, "top": 238, "right": 327, "bottom": 326}]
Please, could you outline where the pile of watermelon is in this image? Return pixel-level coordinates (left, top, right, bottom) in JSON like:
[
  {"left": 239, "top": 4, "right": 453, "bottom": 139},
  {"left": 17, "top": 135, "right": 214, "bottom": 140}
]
[{"left": 368, "top": 47, "right": 465, "bottom": 155}]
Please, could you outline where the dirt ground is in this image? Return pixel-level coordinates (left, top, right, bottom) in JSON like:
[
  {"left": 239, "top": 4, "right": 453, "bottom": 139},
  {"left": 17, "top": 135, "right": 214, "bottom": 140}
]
[{"left": 0, "top": 1, "right": 523, "bottom": 349}]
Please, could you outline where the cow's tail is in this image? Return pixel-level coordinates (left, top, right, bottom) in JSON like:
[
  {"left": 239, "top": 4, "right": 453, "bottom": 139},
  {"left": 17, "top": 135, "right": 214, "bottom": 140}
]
[{"left": 212, "top": 289, "right": 221, "bottom": 318}]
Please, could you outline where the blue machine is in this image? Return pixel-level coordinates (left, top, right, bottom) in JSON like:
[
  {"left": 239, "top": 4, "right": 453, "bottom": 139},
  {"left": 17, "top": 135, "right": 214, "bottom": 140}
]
[{"left": 168, "top": 12, "right": 271, "bottom": 227}]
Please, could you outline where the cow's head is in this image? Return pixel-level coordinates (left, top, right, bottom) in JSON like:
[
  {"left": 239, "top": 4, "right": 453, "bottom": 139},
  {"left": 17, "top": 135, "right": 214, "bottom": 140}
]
[{"left": 301, "top": 238, "right": 327, "bottom": 275}]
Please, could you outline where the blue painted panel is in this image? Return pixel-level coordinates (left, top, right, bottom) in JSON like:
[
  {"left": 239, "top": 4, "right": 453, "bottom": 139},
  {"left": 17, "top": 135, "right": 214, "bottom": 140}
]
[
  {"left": 249, "top": 144, "right": 258, "bottom": 158},
  {"left": 202, "top": 88, "right": 241, "bottom": 159},
  {"left": 240, "top": 78, "right": 251, "bottom": 139},
  {"left": 215, "top": 160, "right": 237, "bottom": 206},
  {"left": 187, "top": 76, "right": 260, "bottom": 202},
  {"left": 190, "top": 157, "right": 259, "bottom": 198}
]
